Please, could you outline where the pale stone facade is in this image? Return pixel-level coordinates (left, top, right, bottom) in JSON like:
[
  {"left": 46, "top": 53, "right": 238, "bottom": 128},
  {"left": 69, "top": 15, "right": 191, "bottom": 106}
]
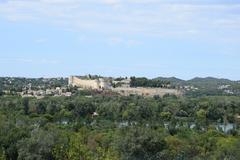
[
  {"left": 112, "top": 87, "right": 182, "bottom": 97},
  {"left": 69, "top": 76, "right": 111, "bottom": 90}
]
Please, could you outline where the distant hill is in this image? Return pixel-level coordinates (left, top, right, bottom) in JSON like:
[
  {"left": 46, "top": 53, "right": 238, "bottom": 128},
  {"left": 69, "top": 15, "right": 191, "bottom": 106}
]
[
  {"left": 155, "top": 76, "right": 237, "bottom": 86},
  {"left": 154, "top": 76, "right": 240, "bottom": 96},
  {"left": 187, "top": 77, "right": 235, "bottom": 88},
  {"left": 188, "top": 77, "right": 233, "bottom": 83},
  {"left": 154, "top": 77, "right": 185, "bottom": 85}
]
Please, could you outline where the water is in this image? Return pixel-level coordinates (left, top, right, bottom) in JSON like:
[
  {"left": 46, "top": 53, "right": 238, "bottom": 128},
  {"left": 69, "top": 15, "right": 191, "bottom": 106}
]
[{"left": 216, "top": 123, "right": 235, "bottom": 133}]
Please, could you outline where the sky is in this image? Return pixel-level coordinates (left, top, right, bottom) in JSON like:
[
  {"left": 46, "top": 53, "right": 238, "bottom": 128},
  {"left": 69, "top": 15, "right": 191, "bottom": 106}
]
[{"left": 0, "top": 0, "right": 240, "bottom": 80}]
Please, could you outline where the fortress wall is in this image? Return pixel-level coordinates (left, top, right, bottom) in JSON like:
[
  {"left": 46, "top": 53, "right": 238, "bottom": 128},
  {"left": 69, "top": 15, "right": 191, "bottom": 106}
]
[
  {"left": 69, "top": 76, "right": 100, "bottom": 89},
  {"left": 112, "top": 87, "right": 182, "bottom": 97}
]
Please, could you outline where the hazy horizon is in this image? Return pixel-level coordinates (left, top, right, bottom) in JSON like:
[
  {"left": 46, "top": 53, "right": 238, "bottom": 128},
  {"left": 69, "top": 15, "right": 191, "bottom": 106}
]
[
  {"left": 1, "top": 74, "right": 240, "bottom": 82},
  {"left": 1, "top": 0, "right": 240, "bottom": 80}
]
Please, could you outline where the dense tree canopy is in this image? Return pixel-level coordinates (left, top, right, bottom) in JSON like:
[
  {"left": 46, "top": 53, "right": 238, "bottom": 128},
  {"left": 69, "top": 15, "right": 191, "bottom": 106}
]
[
  {"left": 130, "top": 77, "right": 171, "bottom": 88},
  {"left": 0, "top": 91, "right": 240, "bottom": 159}
]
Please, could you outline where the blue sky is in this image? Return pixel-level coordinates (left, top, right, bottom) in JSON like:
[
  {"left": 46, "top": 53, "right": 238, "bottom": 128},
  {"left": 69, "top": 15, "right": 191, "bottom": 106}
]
[{"left": 0, "top": 0, "right": 240, "bottom": 80}]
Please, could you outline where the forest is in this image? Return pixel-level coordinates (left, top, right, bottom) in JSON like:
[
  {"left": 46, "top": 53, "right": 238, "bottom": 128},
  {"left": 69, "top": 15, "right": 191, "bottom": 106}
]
[{"left": 1, "top": 89, "right": 240, "bottom": 160}]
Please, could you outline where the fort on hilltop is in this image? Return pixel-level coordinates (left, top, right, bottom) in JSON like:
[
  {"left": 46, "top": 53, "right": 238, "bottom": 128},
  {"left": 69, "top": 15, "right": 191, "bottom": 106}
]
[
  {"left": 68, "top": 76, "right": 111, "bottom": 90},
  {"left": 69, "top": 76, "right": 182, "bottom": 97}
]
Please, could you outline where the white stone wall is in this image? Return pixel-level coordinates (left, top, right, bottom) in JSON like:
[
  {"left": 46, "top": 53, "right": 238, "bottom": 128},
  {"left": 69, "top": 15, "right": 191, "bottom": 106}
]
[
  {"left": 112, "top": 87, "right": 182, "bottom": 97},
  {"left": 69, "top": 76, "right": 100, "bottom": 89},
  {"left": 69, "top": 76, "right": 111, "bottom": 90}
]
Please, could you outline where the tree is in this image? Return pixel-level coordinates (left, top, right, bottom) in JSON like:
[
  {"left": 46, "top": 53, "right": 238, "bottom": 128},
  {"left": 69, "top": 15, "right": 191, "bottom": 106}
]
[
  {"left": 46, "top": 101, "right": 59, "bottom": 115},
  {"left": 160, "top": 112, "right": 172, "bottom": 121},
  {"left": 196, "top": 109, "right": 207, "bottom": 130},
  {"left": 17, "top": 127, "right": 67, "bottom": 160},
  {"left": 0, "top": 148, "right": 6, "bottom": 160},
  {"left": 36, "top": 101, "right": 46, "bottom": 114},
  {"left": 117, "top": 127, "right": 167, "bottom": 160},
  {"left": 22, "top": 98, "right": 29, "bottom": 115},
  {"left": 214, "top": 137, "right": 240, "bottom": 159},
  {"left": 0, "top": 112, "right": 29, "bottom": 160},
  {"left": 66, "top": 129, "right": 93, "bottom": 160}
]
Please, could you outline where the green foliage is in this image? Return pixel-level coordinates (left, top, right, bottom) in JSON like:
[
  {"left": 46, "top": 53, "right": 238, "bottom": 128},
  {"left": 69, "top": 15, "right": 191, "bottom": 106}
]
[
  {"left": 130, "top": 77, "right": 171, "bottom": 88},
  {"left": 0, "top": 77, "right": 68, "bottom": 95},
  {"left": 160, "top": 111, "right": 172, "bottom": 121},
  {"left": 66, "top": 130, "right": 93, "bottom": 160},
  {"left": 116, "top": 127, "right": 167, "bottom": 160},
  {"left": 22, "top": 97, "right": 30, "bottom": 115},
  {"left": 0, "top": 94, "right": 240, "bottom": 159},
  {"left": 0, "top": 149, "right": 6, "bottom": 160}
]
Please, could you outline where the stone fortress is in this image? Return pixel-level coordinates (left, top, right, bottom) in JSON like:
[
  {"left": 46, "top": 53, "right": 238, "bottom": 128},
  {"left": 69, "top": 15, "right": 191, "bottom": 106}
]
[
  {"left": 69, "top": 76, "right": 111, "bottom": 90},
  {"left": 69, "top": 76, "right": 182, "bottom": 97}
]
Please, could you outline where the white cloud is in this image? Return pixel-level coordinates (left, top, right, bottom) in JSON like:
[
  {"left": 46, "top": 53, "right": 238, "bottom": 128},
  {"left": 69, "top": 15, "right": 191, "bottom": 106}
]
[
  {"left": 108, "top": 37, "right": 123, "bottom": 44},
  {"left": 35, "top": 38, "right": 48, "bottom": 43},
  {"left": 126, "top": 39, "right": 141, "bottom": 46},
  {"left": 0, "top": 0, "right": 240, "bottom": 40}
]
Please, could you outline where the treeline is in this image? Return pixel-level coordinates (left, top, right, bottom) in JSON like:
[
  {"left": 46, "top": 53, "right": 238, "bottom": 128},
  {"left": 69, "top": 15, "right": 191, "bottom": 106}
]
[
  {"left": 0, "top": 93, "right": 240, "bottom": 159},
  {"left": 130, "top": 77, "right": 171, "bottom": 88},
  {"left": 0, "top": 77, "right": 68, "bottom": 94}
]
